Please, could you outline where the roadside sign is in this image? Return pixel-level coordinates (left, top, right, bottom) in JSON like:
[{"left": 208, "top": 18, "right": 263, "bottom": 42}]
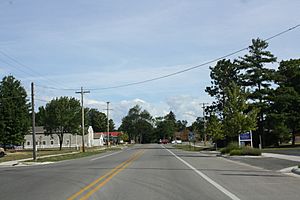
[
  {"left": 188, "top": 131, "right": 195, "bottom": 141},
  {"left": 238, "top": 131, "right": 253, "bottom": 147}
]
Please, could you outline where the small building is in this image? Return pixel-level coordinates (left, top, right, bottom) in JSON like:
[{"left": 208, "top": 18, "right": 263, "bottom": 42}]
[
  {"left": 24, "top": 127, "right": 124, "bottom": 149},
  {"left": 24, "top": 126, "right": 103, "bottom": 149}
]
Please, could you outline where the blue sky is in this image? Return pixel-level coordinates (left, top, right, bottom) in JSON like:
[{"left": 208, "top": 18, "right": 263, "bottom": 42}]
[{"left": 0, "top": 0, "right": 300, "bottom": 127}]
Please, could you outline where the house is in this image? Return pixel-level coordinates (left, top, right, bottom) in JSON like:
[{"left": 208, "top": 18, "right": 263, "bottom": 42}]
[
  {"left": 24, "top": 126, "right": 104, "bottom": 149},
  {"left": 94, "top": 132, "right": 123, "bottom": 144},
  {"left": 24, "top": 126, "right": 124, "bottom": 149}
]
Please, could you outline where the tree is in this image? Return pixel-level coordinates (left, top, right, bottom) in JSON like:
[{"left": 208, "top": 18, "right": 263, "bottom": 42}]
[
  {"left": 222, "top": 83, "right": 258, "bottom": 140},
  {"left": 176, "top": 120, "right": 188, "bottom": 132},
  {"left": 191, "top": 117, "right": 205, "bottom": 141},
  {"left": 43, "top": 97, "right": 81, "bottom": 150},
  {"left": 206, "top": 114, "right": 224, "bottom": 143},
  {"left": 271, "top": 59, "right": 300, "bottom": 145},
  {"left": 237, "top": 38, "right": 276, "bottom": 146},
  {"left": 119, "top": 133, "right": 129, "bottom": 142},
  {"left": 119, "top": 105, "right": 154, "bottom": 143},
  {"left": 87, "top": 108, "right": 107, "bottom": 132},
  {"left": 109, "top": 119, "right": 115, "bottom": 131},
  {"left": 0, "top": 76, "right": 30, "bottom": 150},
  {"left": 36, "top": 106, "right": 46, "bottom": 126},
  {"left": 205, "top": 59, "right": 239, "bottom": 116},
  {"left": 154, "top": 111, "right": 177, "bottom": 141}
]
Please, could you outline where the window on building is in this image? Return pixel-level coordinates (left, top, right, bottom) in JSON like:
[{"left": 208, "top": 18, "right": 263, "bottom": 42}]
[
  {"left": 50, "top": 140, "right": 54, "bottom": 145},
  {"left": 27, "top": 141, "right": 30, "bottom": 146},
  {"left": 42, "top": 141, "right": 46, "bottom": 145}
]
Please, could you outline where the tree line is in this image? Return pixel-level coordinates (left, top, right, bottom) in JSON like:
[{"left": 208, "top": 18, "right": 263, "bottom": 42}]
[
  {"left": 205, "top": 38, "right": 300, "bottom": 147},
  {"left": 118, "top": 104, "right": 202, "bottom": 143},
  {"left": 0, "top": 77, "right": 116, "bottom": 150}
]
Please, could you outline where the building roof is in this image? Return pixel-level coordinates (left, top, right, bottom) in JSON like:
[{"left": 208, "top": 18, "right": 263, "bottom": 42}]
[{"left": 95, "top": 132, "right": 123, "bottom": 137}]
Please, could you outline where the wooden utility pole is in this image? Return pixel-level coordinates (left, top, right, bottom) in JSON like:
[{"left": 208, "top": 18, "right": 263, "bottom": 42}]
[
  {"left": 31, "top": 82, "right": 37, "bottom": 161},
  {"left": 75, "top": 87, "right": 90, "bottom": 152},
  {"left": 201, "top": 103, "right": 209, "bottom": 146},
  {"left": 105, "top": 102, "right": 112, "bottom": 147}
]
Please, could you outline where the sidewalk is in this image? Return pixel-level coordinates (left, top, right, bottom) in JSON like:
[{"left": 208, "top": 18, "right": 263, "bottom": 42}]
[{"left": 262, "top": 152, "right": 300, "bottom": 162}]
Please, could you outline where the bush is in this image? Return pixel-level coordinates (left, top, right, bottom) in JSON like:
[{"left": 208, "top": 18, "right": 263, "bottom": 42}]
[
  {"left": 221, "top": 142, "right": 261, "bottom": 156},
  {"left": 229, "top": 147, "right": 261, "bottom": 156},
  {"left": 241, "top": 147, "right": 261, "bottom": 156},
  {"left": 220, "top": 142, "right": 239, "bottom": 154},
  {"left": 229, "top": 149, "right": 242, "bottom": 156}
]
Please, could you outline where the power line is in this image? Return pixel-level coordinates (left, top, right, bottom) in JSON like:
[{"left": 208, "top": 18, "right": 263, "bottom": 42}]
[
  {"left": 25, "top": 24, "right": 300, "bottom": 92},
  {"left": 35, "top": 84, "right": 78, "bottom": 91},
  {"left": 0, "top": 50, "right": 71, "bottom": 89},
  {"left": 87, "top": 24, "right": 300, "bottom": 91}
]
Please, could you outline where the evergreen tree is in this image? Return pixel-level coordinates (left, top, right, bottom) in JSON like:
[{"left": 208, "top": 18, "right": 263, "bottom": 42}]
[
  {"left": 237, "top": 38, "right": 276, "bottom": 146},
  {"left": 0, "top": 75, "right": 30, "bottom": 149},
  {"left": 205, "top": 59, "right": 239, "bottom": 116},
  {"left": 272, "top": 59, "right": 300, "bottom": 145}
]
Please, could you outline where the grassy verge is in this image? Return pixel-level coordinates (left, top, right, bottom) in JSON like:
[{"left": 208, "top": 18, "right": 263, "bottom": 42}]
[
  {"left": 32, "top": 147, "right": 121, "bottom": 162},
  {"left": 173, "top": 144, "right": 204, "bottom": 152},
  {"left": 0, "top": 148, "right": 75, "bottom": 163}
]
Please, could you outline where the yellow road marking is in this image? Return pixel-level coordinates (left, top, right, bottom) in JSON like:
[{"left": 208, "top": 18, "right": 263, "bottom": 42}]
[
  {"left": 67, "top": 150, "right": 142, "bottom": 200},
  {"left": 79, "top": 150, "right": 144, "bottom": 200}
]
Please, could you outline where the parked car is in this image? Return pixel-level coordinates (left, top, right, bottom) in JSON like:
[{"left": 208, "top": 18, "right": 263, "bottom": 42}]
[
  {"left": 175, "top": 140, "right": 182, "bottom": 144},
  {"left": 171, "top": 140, "right": 182, "bottom": 144}
]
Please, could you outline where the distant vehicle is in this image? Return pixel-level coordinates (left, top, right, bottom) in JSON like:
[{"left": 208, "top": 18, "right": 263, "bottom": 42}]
[
  {"left": 171, "top": 140, "right": 182, "bottom": 144},
  {"left": 158, "top": 139, "right": 169, "bottom": 144},
  {"left": 162, "top": 139, "right": 169, "bottom": 144},
  {"left": 175, "top": 140, "right": 182, "bottom": 144},
  {"left": 0, "top": 147, "right": 6, "bottom": 157}
]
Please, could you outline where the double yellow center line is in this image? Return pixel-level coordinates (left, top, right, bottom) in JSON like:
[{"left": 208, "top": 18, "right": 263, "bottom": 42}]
[{"left": 68, "top": 150, "right": 144, "bottom": 200}]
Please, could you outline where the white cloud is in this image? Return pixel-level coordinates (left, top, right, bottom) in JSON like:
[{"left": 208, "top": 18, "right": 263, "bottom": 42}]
[{"left": 81, "top": 95, "right": 212, "bottom": 128}]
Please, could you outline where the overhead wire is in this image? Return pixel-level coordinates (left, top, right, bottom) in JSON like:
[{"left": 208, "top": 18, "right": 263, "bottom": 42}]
[
  {"left": 0, "top": 50, "right": 72, "bottom": 89},
  {"left": 4, "top": 24, "right": 300, "bottom": 92},
  {"left": 86, "top": 24, "right": 300, "bottom": 91}
]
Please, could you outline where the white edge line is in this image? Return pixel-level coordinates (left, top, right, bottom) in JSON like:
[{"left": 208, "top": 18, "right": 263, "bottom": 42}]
[
  {"left": 90, "top": 151, "right": 122, "bottom": 161},
  {"left": 162, "top": 145, "right": 240, "bottom": 200}
]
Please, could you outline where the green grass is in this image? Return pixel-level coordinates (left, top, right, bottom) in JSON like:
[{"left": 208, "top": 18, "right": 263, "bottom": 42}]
[
  {"left": 33, "top": 147, "right": 121, "bottom": 162},
  {"left": 0, "top": 147, "right": 120, "bottom": 162},
  {"left": 0, "top": 148, "right": 75, "bottom": 163},
  {"left": 173, "top": 144, "right": 204, "bottom": 152}
]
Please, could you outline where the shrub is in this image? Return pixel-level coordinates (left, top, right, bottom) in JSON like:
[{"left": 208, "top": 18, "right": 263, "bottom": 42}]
[
  {"left": 229, "top": 147, "right": 261, "bottom": 156},
  {"left": 220, "top": 142, "right": 239, "bottom": 154},
  {"left": 241, "top": 147, "right": 261, "bottom": 156},
  {"left": 229, "top": 149, "right": 243, "bottom": 156}
]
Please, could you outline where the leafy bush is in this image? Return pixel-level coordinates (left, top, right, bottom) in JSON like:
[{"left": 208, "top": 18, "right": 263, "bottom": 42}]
[
  {"left": 220, "top": 142, "right": 239, "bottom": 154},
  {"left": 229, "top": 149, "right": 242, "bottom": 156},
  {"left": 241, "top": 147, "right": 261, "bottom": 156},
  {"left": 221, "top": 142, "right": 261, "bottom": 156}
]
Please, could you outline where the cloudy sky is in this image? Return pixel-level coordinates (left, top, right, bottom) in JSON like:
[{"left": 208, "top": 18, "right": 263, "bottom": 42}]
[{"left": 0, "top": 0, "right": 299, "bottom": 127}]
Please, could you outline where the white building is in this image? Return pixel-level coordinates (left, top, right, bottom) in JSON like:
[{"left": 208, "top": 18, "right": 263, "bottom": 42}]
[{"left": 24, "top": 126, "right": 104, "bottom": 149}]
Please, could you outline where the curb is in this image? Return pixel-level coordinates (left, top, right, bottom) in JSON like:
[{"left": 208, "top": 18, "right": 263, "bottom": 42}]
[{"left": 291, "top": 167, "right": 300, "bottom": 175}]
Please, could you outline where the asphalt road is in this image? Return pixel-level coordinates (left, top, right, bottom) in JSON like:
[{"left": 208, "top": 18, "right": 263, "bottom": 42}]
[{"left": 1, "top": 144, "right": 300, "bottom": 200}]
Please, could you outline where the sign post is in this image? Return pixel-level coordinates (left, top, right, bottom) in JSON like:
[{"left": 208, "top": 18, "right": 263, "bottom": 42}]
[{"left": 239, "top": 131, "right": 253, "bottom": 147}]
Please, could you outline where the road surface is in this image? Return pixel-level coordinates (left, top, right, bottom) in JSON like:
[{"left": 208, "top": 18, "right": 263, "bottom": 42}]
[{"left": 1, "top": 144, "right": 300, "bottom": 200}]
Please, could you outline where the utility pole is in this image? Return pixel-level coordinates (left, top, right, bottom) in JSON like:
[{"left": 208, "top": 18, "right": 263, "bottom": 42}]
[
  {"left": 75, "top": 87, "right": 90, "bottom": 152},
  {"left": 201, "top": 103, "right": 209, "bottom": 146},
  {"left": 31, "top": 82, "right": 37, "bottom": 161},
  {"left": 105, "top": 102, "right": 112, "bottom": 148}
]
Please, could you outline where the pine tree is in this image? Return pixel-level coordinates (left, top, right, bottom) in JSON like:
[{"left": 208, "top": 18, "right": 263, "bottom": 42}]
[
  {"left": 205, "top": 59, "right": 239, "bottom": 117},
  {"left": 237, "top": 38, "right": 276, "bottom": 146}
]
